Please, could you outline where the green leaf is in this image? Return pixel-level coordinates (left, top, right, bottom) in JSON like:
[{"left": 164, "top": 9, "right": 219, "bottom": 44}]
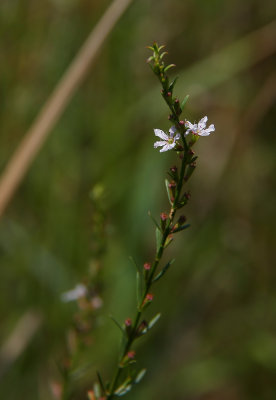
[
  {"left": 129, "top": 256, "right": 142, "bottom": 274},
  {"left": 134, "top": 369, "right": 147, "bottom": 384},
  {"left": 165, "top": 179, "right": 173, "bottom": 205},
  {"left": 158, "top": 44, "right": 165, "bottom": 52},
  {"left": 93, "top": 383, "right": 101, "bottom": 398},
  {"left": 148, "top": 313, "right": 161, "bottom": 330},
  {"left": 172, "top": 223, "right": 190, "bottom": 233},
  {"left": 168, "top": 76, "right": 178, "bottom": 92},
  {"left": 148, "top": 210, "right": 161, "bottom": 230},
  {"left": 155, "top": 227, "right": 163, "bottom": 251},
  {"left": 109, "top": 315, "right": 124, "bottom": 334},
  {"left": 164, "top": 64, "right": 176, "bottom": 72},
  {"left": 180, "top": 94, "right": 190, "bottom": 110},
  {"left": 153, "top": 259, "right": 175, "bottom": 283},
  {"left": 114, "top": 382, "right": 132, "bottom": 397},
  {"left": 160, "top": 51, "right": 168, "bottom": 60},
  {"left": 136, "top": 271, "right": 143, "bottom": 305},
  {"left": 96, "top": 371, "right": 106, "bottom": 395}
]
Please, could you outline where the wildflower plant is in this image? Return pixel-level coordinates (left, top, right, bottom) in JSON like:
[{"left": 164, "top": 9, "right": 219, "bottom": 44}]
[{"left": 88, "top": 43, "right": 215, "bottom": 399}]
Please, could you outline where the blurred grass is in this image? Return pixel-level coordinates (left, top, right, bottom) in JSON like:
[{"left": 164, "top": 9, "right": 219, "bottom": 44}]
[{"left": 0, "top": 0, "right": 276, "bottom": 399}]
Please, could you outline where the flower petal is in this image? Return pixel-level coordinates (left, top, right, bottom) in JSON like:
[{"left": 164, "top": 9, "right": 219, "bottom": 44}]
[
  {"left": 154, "top": 140, "right": 167, "bottom": 148},
  {"left": 154, "top": 129, "right": 168, "bottom": 140},
  {"left": 207, "top": 124, "right": 215, "bottom": 132},
  {"left": 160, "top": 144, "right": 171, "bottom": 152},
  {"left": 198, "top": 116, "right": 208, "bottom": 129},
  {"left": 174, "top": 133, "right": 180, "bottom": 141},
  {"left": 169, "top": 126, "right": 177, "bottom": 136},
  {"left": 160, "top": 143, "right": 176, "bottom": 152},
  {"left": 185, "top": 120, "right": 194, "bottom": 130}
]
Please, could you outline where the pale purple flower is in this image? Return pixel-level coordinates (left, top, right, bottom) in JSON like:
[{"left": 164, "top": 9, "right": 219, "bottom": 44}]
[
  {"left": 154, "top": 126, "right": 180, "bottom": 152},
  {"left": 185, "top": 116, "right": 215, "bottom": 136},
  {"left": 61, "top": 283, "right": 87, "bottom": 302}
]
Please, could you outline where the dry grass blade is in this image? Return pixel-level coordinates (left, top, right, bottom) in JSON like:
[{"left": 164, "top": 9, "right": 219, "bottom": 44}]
[{"left": 0, "top": 0, "right": 133, "bottom": 219}]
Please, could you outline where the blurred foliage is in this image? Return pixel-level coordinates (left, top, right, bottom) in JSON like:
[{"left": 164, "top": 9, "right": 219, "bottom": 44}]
[{"left": 0, "top": 0, "right": 276, "bottom": 399}]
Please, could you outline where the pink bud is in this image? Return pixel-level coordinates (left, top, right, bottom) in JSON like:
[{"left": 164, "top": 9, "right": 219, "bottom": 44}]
[
  {"left": 125, "top": 318, "right": 132, "bottom": 327},
  {"left": 146, "top": 293, "right": 154, "bottom": 301},
  {"left": 127, "top": 350, "right": 136, "bottom": 359},
  {"left": 144, "top": 262, "right": 151, "bottom": 271},
  {"left": 160, "top": 213, "right": 167, "bottom": 221}
]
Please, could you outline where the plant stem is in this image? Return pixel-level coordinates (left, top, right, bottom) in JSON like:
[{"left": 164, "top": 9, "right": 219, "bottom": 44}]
[{"left": 106, "top": 144, "right": 189, "bottom": 399}]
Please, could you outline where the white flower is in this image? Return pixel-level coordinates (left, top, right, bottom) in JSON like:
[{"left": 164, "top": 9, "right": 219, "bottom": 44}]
[
  {"left": 185, "top": 116, "right": 215, "bottom": 136},
  {"left": 61, "top": 283, "right": 87, "bottom": 302},
  {"left": 154, "top": 126, "right": 180, "bottom": 152}
]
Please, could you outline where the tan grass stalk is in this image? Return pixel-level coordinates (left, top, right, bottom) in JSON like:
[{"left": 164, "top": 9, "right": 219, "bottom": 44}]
[{"left": 0, "top": 0, "right": 133, "bottom": 218}]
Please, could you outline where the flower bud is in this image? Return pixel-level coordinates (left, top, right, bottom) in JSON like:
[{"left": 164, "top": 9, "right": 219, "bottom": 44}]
[
  {"left": 184, "top": 192, "right": 191, "bottom": 200},
  {"left": 87, "top": 390, "right": 96, "bottom": 400},
  {"left": 125, "top": 318, "right": 132, "bottom": 327},
  {"left": 143, "top": 262, "right": 151, "bottom": 271},
  {"left": 141, "top": 293, "right": 154, "bottom": 310},
  {"left": 160, "top": 212, "right": 168, "bottom": 231},
  {"left": 120, "top": 350, "right": 136, "bottom": 367},
  {"left": 127, "top": 350, "right": 136, "bottom": 359},
  {"left": 136, "top": 320, "right": 148, "bottom": 336}
]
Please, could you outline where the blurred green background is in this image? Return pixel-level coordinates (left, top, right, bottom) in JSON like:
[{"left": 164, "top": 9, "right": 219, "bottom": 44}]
[{"left": 0, "top": 0, "right": 276, "bottom": 399}]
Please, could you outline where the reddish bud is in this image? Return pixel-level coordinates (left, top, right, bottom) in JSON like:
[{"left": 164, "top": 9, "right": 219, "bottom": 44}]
[
  {"left": 125, "top": 318, "right": 132, "bottom": 327},
  {"left": 179, "top": 120, "right": 185, "bottom": 126},
  {"left": 168, "top": 181, "right": 176, "bottom": 189},
  {"left": 170, "top": 166, "right": 177, "bottom": 173},
  {"left": 184, "top": 192, "right": 191, "bottom": 200},
  {"left": 127, "top": 350, "right": 136, "bottom": 359},
  {"left": 160, "top": 212, "right": 167, "bottom": 221},
  {"left": 174, "top": 99, "right": 179, "bottom": 104},
  {"left": 87, "top": 391, "right": 96, "bottom": 400},
  {"left": 146, "top": 293, "right": 154, "bottom": 301},
  {"left": 167, "top": 91, "right": 172, "bottom": 97},
  {"left": 144, "top": 262, "right": 151, "bottom": 270},
  {"left": 136, "top": 320, "right": 148, "bottom": 336}
]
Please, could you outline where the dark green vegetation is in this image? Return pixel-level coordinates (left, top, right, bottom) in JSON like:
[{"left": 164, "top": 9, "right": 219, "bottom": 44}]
[{"left": 0, "top": 1, "right": 275, "bottom": 399}]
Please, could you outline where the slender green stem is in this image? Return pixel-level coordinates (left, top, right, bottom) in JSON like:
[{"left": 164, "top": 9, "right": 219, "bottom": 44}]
[
  {"left": 106, "top": 45, "right": 193, "bottom": 399},
  {"left": 106, "top": 150, "right": 189, "bottom": 399}
]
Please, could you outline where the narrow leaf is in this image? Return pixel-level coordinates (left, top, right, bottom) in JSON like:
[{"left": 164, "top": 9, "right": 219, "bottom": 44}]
[
  {"left": 172, "top": 224, "right": 190, "bottom": 233},
  {"left": 158, "top": 45, "right": 165, "bottom": 52},
  {"left": 129, "top": 256, "right": 142, "bottom": 274},
  {"left": 136, "top": 271, "right": 143, "bottom": 305},
  {"left": 148, "top": 210, "right": 161, "bottom": 230},
  {"left": 148, "top": 313, "right": 161, "bottom": 330},
  {"left": 164, "top": 64, "right": 176, "bottom": 72},
  {"left": 96, "top": 371, "right": 105, "bottom": 395},
  {"left": 109, "top": 315, "right": 124, "bottom": 334},
  {"left": 180, "top": 95, "right": 190, "bottom": 110},
  {"left": 153, "top": 259, "right": 175, "bottom": 283},
  {"left": 93, "top": 383, "right": 101, "bottom": 399},
  {"left": 155, "top": 227, "right": 162, "bottom": 251},
  {"left": 168, "top": 76, "right": 178, "bottom": 92},
  {"left": 114, "top": 383, "right": 132, "bottom": 396},
  {"left": 160, "top": 51, "right": 168, "bottom": 60},
  {"left": 134, "top": 369, "right": 147, "bottom": 384},
  {"left": 165, "top": 179, "right": 173, "bottom": 205}
]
